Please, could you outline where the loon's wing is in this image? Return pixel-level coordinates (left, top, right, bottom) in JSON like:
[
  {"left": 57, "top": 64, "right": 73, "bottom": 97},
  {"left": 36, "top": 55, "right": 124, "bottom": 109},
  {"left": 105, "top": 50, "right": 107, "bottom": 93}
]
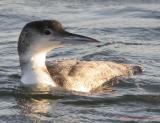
[{"left": 46, "top": 60, "right": 142, "bottom": 92}]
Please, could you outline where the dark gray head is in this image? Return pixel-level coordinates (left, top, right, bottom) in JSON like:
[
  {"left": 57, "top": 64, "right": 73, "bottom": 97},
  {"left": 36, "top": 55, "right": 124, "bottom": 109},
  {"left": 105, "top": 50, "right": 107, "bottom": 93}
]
[{"left": 18, "top": 20, "right": 99, "bottom": 56}]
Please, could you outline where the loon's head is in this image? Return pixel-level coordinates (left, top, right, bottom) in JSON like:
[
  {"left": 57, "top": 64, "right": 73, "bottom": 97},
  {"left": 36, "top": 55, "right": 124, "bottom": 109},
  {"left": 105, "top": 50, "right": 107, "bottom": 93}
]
[
  {"left": 18, "top": 20, "right": 99, "bottom": 56},
  {"left": 18, "top": 20, "right": 99, "bottom": 87}
]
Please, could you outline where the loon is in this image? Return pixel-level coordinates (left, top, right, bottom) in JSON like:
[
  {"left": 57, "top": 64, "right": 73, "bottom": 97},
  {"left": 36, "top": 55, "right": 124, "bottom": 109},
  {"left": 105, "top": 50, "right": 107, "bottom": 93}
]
[{"left": 18, "top": 20, "right": 142, "bottom": 92}]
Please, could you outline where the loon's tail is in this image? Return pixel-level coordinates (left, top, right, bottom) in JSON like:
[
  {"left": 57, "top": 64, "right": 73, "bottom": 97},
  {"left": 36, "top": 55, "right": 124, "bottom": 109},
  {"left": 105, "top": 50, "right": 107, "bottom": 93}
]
[{"left": 131, "top": 65, "right": 143, "bottom": 75}]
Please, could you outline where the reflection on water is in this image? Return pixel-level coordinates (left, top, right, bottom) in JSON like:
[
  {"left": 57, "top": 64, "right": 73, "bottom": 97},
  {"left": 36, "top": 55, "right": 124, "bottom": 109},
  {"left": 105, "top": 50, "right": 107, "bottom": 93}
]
[
  {"left": 13, "top": 84, "right": 115, "bottom": 122},
  {"left": 19, "top": 98, "right": 55, "bottom": 122},
  {"left": 15, "top": 93, "right": 160, "bottom": 123}
]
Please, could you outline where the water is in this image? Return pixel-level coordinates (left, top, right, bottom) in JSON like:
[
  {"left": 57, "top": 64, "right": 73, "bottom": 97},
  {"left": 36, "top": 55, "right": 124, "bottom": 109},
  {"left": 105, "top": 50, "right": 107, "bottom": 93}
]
[{"left": 0, "top": 0, "right": 160, "bottom": 122}]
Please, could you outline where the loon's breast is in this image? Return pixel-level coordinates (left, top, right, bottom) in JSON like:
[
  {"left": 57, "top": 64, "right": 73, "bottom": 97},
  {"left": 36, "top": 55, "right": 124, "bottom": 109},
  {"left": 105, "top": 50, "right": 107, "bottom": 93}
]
[{"left": 46, "top": 60, "right": 142, "bottom": 92}]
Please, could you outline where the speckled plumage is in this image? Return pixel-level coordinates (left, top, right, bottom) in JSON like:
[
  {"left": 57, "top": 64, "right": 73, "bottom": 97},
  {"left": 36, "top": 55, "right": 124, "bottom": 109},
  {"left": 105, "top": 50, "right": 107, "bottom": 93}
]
[
  {"left": 47, "top": 60, "right": 142, "bottom": 92},
  {"left": 18, "top": 20, "right": 143, "bottom": 92}
]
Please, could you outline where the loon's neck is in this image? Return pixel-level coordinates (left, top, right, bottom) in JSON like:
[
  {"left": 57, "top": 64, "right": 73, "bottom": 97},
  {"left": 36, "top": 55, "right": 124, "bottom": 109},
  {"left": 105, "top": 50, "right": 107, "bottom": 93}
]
[{"left": 20, "top": 52, "right": 57, "bottom": 87}]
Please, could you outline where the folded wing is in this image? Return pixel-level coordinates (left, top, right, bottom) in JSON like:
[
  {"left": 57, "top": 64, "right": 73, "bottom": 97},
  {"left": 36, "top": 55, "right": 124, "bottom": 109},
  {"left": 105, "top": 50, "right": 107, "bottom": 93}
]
[{"left": 47, "top": 60, "right": 142, "bottom": 92}]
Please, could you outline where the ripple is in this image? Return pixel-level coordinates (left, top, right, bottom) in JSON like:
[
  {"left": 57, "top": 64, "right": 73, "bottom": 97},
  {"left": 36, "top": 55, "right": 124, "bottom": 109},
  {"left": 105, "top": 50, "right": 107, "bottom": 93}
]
[{"left": 0, "top": 0, "right": 160, "bottom": 122}]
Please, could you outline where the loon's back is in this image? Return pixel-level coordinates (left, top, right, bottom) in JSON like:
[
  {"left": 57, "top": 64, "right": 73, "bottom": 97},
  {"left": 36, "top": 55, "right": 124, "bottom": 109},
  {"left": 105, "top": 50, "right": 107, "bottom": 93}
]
[{"left": 47, "top": 60, "right": 142, "bottom": 92}]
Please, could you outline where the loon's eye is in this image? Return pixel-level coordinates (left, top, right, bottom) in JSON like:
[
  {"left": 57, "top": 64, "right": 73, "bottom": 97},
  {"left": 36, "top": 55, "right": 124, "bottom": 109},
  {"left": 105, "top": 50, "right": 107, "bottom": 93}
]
[{"left": 44, "top": 29, "right": 52, "bottom": 35}]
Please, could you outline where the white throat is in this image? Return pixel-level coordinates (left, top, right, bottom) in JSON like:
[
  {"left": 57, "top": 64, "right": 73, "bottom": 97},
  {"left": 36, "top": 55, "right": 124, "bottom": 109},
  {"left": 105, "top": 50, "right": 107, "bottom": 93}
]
[{"left": 20, "top": 51, "right": 57, "bottom": 87}]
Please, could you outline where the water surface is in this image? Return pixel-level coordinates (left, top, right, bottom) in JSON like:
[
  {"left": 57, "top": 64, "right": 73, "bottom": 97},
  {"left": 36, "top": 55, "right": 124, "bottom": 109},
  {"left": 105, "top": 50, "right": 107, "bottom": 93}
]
[{"left": 0, "top": 0, "right": 160, "bottom": 122}]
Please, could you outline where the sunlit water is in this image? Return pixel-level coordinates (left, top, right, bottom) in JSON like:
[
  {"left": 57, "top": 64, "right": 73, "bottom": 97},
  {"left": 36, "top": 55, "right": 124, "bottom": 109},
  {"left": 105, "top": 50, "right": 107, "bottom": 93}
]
[{"left": 0, "top": 0, "right": 160, "bottom": 122}]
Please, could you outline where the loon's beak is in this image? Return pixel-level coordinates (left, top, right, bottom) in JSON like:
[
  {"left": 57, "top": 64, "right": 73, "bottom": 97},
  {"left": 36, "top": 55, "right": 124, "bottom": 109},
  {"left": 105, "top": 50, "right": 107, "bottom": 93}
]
[{"left": 57, "top": 31, "right": 100, "bottom": 44}]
